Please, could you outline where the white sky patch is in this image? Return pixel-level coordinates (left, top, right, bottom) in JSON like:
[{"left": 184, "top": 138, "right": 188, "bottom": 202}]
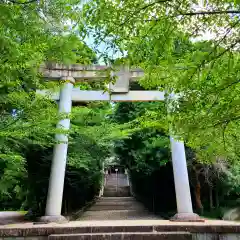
[{"left": 191, "top": 31, "right": 214, "bottom": 42}]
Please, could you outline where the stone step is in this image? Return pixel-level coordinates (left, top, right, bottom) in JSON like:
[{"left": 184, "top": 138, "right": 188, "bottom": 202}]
[
  {"left": 99, "top": 197, "right": 135, "bottom": 202},
  {"left": 103, "top": 190, "right": 130, "bottom": 193},
  {"left": 97, "top": 198, "right": 136, "bottom": 204},
  {"left": 94, "top": 200, "right": 141, "bottom": 206},
  {"left": 103, "top": 192, "right": 130, "bottom": 197},
  {"left": 104, "top": 187, "right": 129, "bottom": 191},
  {"left": 103, "top": 187, "right": 130, "bottom": 197},
  {"left": 105, "top": 183, "right": 129, "bottom": 186},
  {"left": 49, "top": 232, "right": 192, "bottom": 240},
  {"left": 80, "top": 210, "right": 157, "bottom": 220},
  {"left": 88, "top": 196, "right": 146, "bottom": 211},
  {"left": 88, "top": 203, "right": 145, "bottom": 211},
  {"left": 105, "top": 174, "right": 129, "bottom": 187},
  {"left": 104, "top": 186, "right": 130, "bottom": 190}
]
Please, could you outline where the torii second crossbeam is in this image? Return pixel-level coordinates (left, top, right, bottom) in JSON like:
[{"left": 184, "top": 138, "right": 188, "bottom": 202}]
[{"left": 37, "top": 89, "right": 165, "bottom": 102}]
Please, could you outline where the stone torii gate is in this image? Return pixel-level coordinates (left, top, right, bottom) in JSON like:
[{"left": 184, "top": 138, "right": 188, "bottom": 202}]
[{"left": 38, "top": 63, "right": 201, "bottom": 222}]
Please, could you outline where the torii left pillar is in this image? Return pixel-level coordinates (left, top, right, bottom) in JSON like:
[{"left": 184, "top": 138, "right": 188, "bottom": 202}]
[{"left": 40, "top": 76, "right": 74, "bottom": 223}]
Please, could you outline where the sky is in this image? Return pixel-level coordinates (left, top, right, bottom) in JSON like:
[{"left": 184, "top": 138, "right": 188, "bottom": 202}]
[{"left": 78, "top": 0, "right": 237, "bottom": 64}]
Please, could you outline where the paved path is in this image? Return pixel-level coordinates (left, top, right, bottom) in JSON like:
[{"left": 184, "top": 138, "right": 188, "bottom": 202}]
[
  {"left": 0, "top": 212, "right": 26, "bottom": 225},
  {"left": 78, "top": 173, "right": 160, "bottom": 221},
  {"left": 1, "top": 219, "right": 240, "bottom": 228}
]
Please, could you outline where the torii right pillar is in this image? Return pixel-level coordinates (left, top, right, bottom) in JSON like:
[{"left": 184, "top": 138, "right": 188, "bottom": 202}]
[{"left": 170, "top": 137, "right": 203, "bottom": 221}]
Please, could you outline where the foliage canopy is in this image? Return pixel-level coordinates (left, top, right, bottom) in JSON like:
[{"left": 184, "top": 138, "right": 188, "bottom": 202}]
[{"left": 82, "top": 0, "right": 240, "bottom": 162}]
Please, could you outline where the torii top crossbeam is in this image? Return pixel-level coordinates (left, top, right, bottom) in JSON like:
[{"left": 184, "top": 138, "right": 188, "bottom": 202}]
[
  {"left": 38, "top": 63, "right": 164, "bottom": 102},
  {"left": 41, "top": 63, "right": 144, "bottom": 81}
]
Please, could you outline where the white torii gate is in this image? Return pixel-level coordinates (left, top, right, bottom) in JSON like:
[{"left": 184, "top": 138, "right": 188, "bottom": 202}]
[{"left": 38, "top": 63, "right": 201, "bottom": 222}]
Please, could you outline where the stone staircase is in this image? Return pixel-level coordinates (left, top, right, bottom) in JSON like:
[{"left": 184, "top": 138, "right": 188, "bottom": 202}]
[
  {"left": 103, "top": 173, "right": 130, "bottom": 197},
  {"left": 80, "top": 197, "right": 159, "bottom": 220},
  {"left": 103, "top": 186, "right": 130, "bottom": 197},
  {"left": 72, "top": 173, "right": 177, "bottom": 238},
  {"left": 79, "top": 173, "right": 159, "bottom": 221}
]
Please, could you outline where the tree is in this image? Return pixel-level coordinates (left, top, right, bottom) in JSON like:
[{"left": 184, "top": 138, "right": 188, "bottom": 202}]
[
  {"left": 0, "top": 0, "right": 108, "bottom": 212},
  {"left": 0, "top": 0, "right": 90, "bottom": 157},
  {"left": 111, "top": 102, "right": 239, "bottom": 218},
  {"left": 82, "top": 0, "right": 240, "bottom": 162}
]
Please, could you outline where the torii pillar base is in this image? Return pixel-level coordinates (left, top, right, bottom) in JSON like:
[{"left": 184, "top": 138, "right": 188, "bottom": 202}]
[
  {"left": 38, "top": 215, "right": 68, "bottom": 224},
  {"left": 170, "top": 213, "right": 204, "bottom": 222}
]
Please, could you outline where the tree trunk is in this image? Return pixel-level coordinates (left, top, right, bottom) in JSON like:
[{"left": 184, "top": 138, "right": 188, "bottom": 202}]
[
  {"left": 209, "top": 186, "right": 214, "bottom": 210},
  {"left": 195, "top": 172, "right": 204, "bottom": 215},
  {"left": 152, "top": 194, "right": 155, "bottom": 213},
  {"left": 64, "top": 199, "right": 67, "bottom": 215},
  {"left": 215, "top": 184, "right": 220, "bottom": 208}
]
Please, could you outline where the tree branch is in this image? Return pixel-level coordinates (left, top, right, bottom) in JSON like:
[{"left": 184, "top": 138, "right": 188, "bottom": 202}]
[
  {"left": 213, "top": 116, "right": 240, "bottom": 128},
  {"left": 139, "top": 0, "right": 172, "bottom": 11},
  {"left": 186, "top": 20, "right": 240, "bottom": 82},
  {"left": 206, "top": 79, "right": 240, "bottom": 115},
  {"left": 179, "top": 10, "right": 240, "bottom": 16},
  {"left": 120, "top": 0, "right": 172, "bottom": 26},
  {"left": 4, "top": 0, "right": 37, "bottom": 4},
  {"left": 145, "top": 10, "right": 240, "bottom": 22},
  {"left": 222, "top": 121, "right": 229, "bottom": 151}
]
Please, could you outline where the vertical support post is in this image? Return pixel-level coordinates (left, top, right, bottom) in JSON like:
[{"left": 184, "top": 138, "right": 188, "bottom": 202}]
[
  {"left": 125, "top": 169, "right": 130, "bottom": 186},
  {"left": 167, "top": 93, "right": 202, "bottom": 221},
  {"left": 40, "top": 76, "right": 75, "bottom": 223},
  {"left": 115, "top": 169, "right": 118, "bottom": 193},
  {"left": 99, "top": 162, "right": 105, "bottom": 197},
  {"left": 170, "top": 137, "right": 193, "bottom": 214},
  {"left": 170, "top": 137, "right": 202, "bottom": 221},
  {"left": 109, "top": 66, "right": 130, "bottom": 93}
]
